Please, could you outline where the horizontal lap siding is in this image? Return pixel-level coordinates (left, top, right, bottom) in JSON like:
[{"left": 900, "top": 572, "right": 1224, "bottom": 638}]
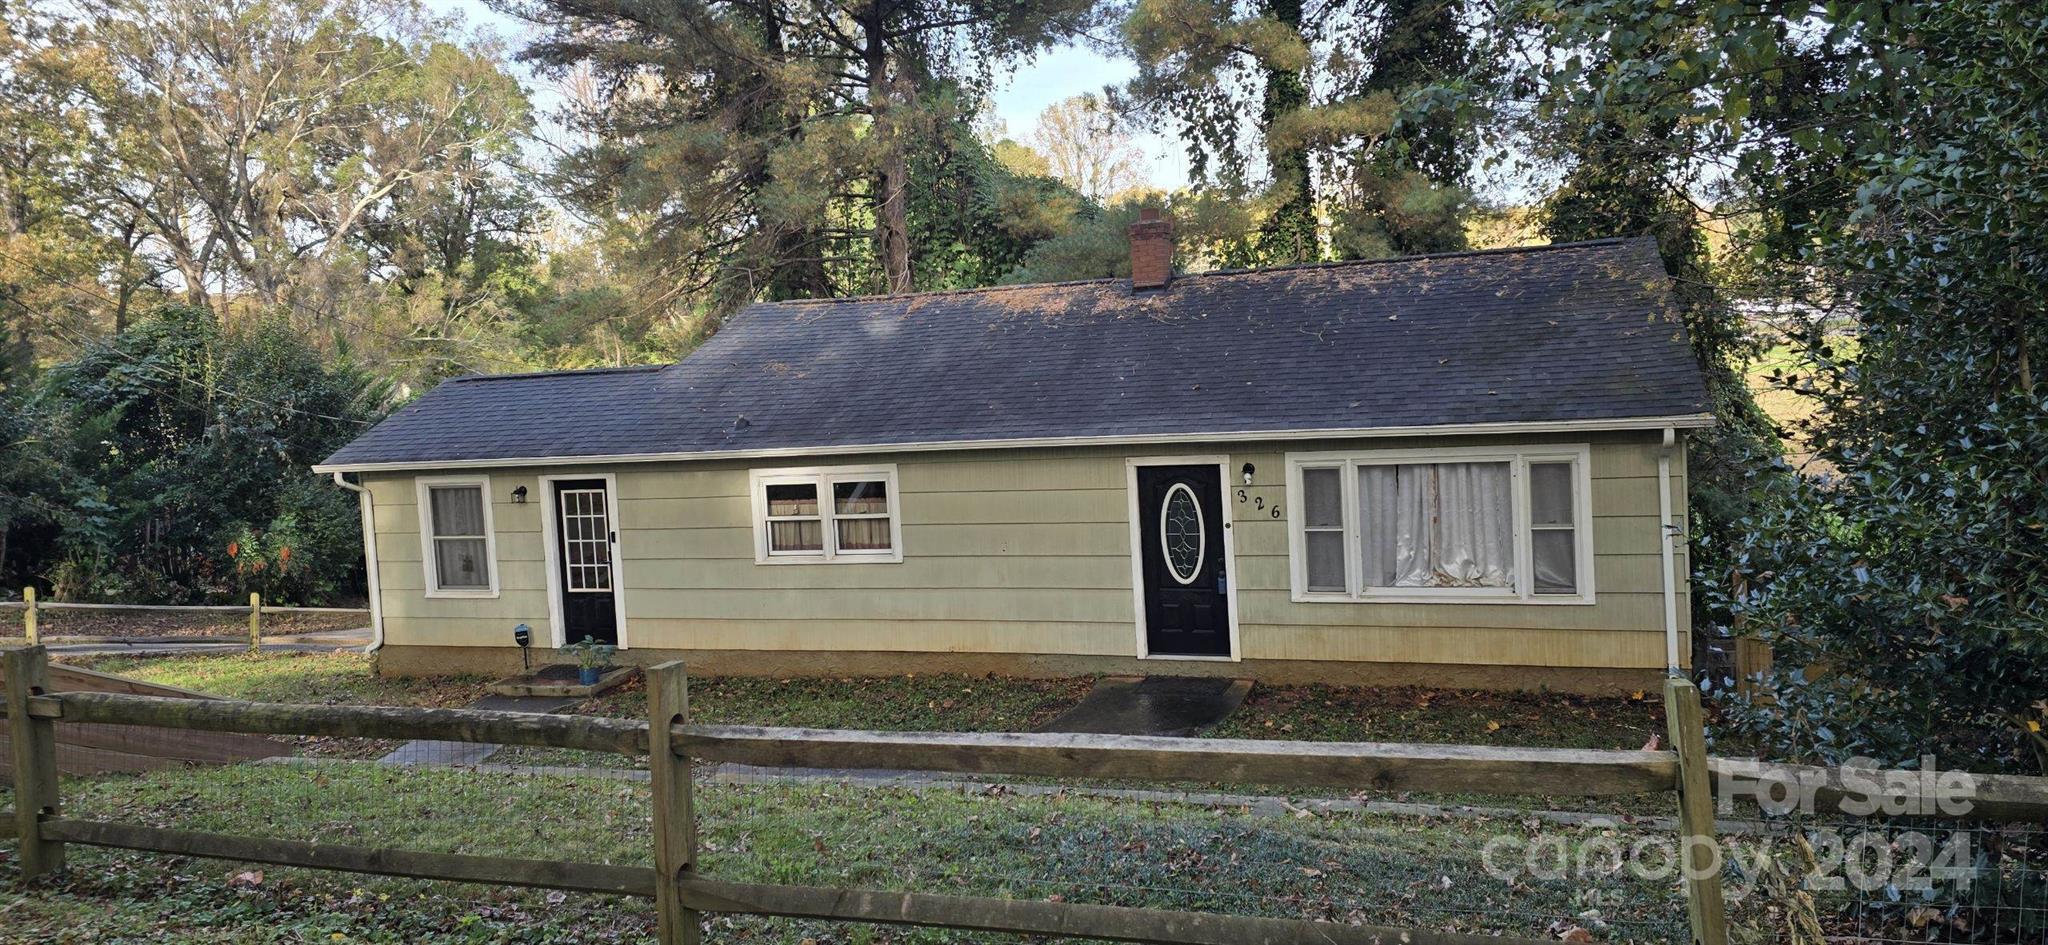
[
  {"left": 614, "top": 457, "right": 1138, "bottom": 655},
  {"left": 366, "top": 431, "right": 1688, "bottom": 669},
  {"left": 364, "top": 475, "right": 550, "bottom": 646},
  {"left": 1226, "top": 434, "right": 1687, "bottom": 666}
]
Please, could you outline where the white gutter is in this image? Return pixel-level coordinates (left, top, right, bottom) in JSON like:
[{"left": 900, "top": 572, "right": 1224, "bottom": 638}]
[
  {"left": 330, "top": 472, "right": 385, "bottom": 653},
  {"left": 1657, "top": 427, "right": 1681, "bottom": 676},
  {"left": 313, "top": 413, "right": 1718, "bottom": 474}
]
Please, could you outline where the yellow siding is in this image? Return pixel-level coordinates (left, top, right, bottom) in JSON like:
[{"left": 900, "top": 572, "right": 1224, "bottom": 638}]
[{"left": 365, "top": 430, "right": 1691, "bottom": 670}]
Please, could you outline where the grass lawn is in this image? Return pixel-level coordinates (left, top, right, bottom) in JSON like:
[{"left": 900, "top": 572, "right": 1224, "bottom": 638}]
[
  {"left": 61, "top": 652, "right": 1661, "bottom": 749},
  {"left": 1215, "top": 683, "right": 1664, "bottom": 752},
  {"left": 0, "top": 762, "right": 1698, "bottom": 944},
  {"left": 69, "top": 653, "right": 493, "bottom": 707}
]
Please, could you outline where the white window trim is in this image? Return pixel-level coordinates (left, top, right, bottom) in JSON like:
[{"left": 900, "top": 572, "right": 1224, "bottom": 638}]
[
  {"left": 415, "top": 475, "right": 500, "bottom": 599},
  {"left": 749, "top": 465, "right": 904, "bottom": 564},
  {"left": 1285, "top": 444, "right": 1596, "bottom": 605}
]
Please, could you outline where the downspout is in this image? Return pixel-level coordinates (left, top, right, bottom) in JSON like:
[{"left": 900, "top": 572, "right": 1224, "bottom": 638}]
[
  {"left": 1657, "top": 428, "right": 1681, "bottom": 677},
  {"left": 331, "top": 472, "right": 385, "bottom": 653}
]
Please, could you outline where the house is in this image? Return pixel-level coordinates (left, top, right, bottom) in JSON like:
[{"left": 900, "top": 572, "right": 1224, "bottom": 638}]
[{"left": 313, "top": 217, "right": 1712, "bottom": 693}]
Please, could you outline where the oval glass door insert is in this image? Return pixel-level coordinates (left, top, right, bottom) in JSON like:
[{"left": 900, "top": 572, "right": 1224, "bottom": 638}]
[{"left": 1160, "top": 482, "right": 1205, "bottom": 585}]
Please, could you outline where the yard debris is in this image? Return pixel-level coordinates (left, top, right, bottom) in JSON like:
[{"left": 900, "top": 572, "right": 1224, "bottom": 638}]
[{"left": 229, "top": 869, "right": 265, "bottom": 888}]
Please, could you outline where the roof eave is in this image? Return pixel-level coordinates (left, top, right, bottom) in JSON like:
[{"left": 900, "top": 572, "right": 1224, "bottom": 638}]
[{"left": 311, "top": 413, "right": 1716, "bottom": 474}]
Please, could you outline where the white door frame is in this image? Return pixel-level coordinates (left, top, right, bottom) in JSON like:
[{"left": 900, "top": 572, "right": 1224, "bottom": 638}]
[
  {"left": 1126, "top": 455, "right": 1242, "bottom": 662},
  {"left": 538, "top": 472, "right": 630, "bottom": 650}
]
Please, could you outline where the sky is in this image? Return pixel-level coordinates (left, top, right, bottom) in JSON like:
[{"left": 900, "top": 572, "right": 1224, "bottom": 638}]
[
  {"left": 986, "top": 44, "right": 1193, "bottom": 191},
  {"left": 436, "top": 1, "right": 1190, "bottom": 191}
]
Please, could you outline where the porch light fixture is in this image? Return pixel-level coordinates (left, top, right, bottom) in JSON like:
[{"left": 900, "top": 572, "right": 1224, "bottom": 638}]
[
  {"left": 1241, "top": 462, "right": 1256, "bottom": 485},
  {"left": 511, "top": 485, "right": 528, "bottom": 504}
]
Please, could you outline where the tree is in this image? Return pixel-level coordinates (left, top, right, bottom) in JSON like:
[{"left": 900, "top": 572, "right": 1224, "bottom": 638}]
[
  {"left": 1029, "top": 93, "right": 1150, "bottom": 202},
  {"left": 0, "top": 0, "right": 118, "bottom": 382},
  {"left": 1494, "top": 0, "right": 2048, "bottom": 772},
  {"left": 37, "top": 306, "right": 388, "bottom": 603},
  {"left": 84, "top": 0, "right": 530, "bottom": 320},
  {"left": 1119, "top": 0, "right": 1476, "bottom": 264},
  {"left": 513, "top": 0, "right": 1097, "bottom": 302}
]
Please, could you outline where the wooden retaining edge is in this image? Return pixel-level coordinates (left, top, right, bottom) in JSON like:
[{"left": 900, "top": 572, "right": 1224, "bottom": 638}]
[
  {"left": 41, "top": 818, "right": 656, "bottom": 896},
  {"left": 674, "top": 725, "right": 1680, "bottom": 796},
  {"left": 1708, "top": 757, "right": 2048, "bottom": 824},
  {"left": 679, "top": 877, "right": 1554, "bottom": 945},
  {"left": 48, "top": 692, "right": 650, "bottom": 755}
]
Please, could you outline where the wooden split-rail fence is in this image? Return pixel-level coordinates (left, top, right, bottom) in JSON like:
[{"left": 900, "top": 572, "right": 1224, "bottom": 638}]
[
  {"left": 4, "top": 589, "right": 368, "bottom": 650},
  {"left": 6, "top": 645, "right": 2047, "bottom": 945}
]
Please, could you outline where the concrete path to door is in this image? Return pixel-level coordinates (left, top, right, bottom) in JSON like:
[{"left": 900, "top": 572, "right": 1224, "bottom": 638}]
[
  {"left": 703, "top": 675, "right": 1257, "bottom": 785},
  {"left": 378, "top": 693, "right": 583, "bottom": 766},
  {"left": 1036, "top": 675, "right": 1255, "bottom": 737}
]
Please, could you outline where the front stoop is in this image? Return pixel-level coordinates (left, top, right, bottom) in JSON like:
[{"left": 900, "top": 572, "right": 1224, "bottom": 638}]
[{"left": 486, "top": 663, "right": 640, "bottom": 698}]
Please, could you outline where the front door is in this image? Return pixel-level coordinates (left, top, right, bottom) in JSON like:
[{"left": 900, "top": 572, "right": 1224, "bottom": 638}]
[
  {"left": 1136, "top": 464, "right": 1232, "bottom": 658},
  {"left": 553, "top": 480, "right": 618, "bottom": 646}
]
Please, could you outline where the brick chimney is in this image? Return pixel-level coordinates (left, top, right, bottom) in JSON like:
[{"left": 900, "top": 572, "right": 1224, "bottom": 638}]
[{"left": 1128, "top": 207, "right": 1174, "bottom": 290}]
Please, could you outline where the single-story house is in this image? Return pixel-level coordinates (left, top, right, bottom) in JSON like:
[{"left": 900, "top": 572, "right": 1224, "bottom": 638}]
[{"left": 314, "top": 218, "right": 1711, "bottom": 692}]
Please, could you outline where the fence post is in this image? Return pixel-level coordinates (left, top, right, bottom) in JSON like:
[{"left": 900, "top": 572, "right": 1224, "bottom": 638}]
[
  {"left": 5, "top": 644, "right": 65, "bottom": 881},
  {"left": 1665, "top": 677, "right": 1729, "bottom": 945},
  {"left": 248, "top": 592, "right": 262, "bottom": 653},
  {"left": 647, "top": 661, "right": 701, "bottom": 945},
  {"left": 21, "top": 587, "right": 35, "bottom": 645}
]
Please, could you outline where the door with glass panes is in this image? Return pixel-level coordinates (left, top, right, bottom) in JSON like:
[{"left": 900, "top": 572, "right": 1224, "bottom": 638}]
[{"left": 552, "top": 479, "right": 618, "bottom": 646}]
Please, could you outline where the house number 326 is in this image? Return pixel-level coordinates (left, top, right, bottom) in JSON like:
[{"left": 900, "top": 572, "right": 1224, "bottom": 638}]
[{"left": 1236, "top": 489, "right": 1282, "bottom": 518}]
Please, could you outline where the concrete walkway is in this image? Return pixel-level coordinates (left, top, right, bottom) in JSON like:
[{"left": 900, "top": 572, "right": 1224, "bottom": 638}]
[
  {"left": 1037, "top": 675, "right": 1254, "bottom": 736},
  {"left": 377, "top": 693, "right": 583, "bottom": 766}
]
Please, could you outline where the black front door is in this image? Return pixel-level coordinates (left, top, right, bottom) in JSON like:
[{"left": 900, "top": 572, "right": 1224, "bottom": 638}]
[
  {"left": 1136, "top": 464, "right": 1232, "bottom": 657},
  {"left": 554, "top": 480, "right": 618, "bottom": 646}
]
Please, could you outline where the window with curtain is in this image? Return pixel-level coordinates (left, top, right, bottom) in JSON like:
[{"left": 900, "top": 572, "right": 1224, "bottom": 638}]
[
  {"left": 752, "top": 466, "right": 901, "bottom": 563},
  {"left": 1290, "top": 449, "right": 1591, "bottom": 602},
  {"left": 423, "top": 482, "right": 494, "bottom": 593}
]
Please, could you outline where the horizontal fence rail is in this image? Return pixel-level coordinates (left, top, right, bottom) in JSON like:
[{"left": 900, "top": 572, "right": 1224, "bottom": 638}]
[
  {"left": 677, "top": 877, "right": 1556, "bottom": 945},
  {"left": 47, "top": 691, "right": 648, "bottom": 755},
  {"left": 20, "top": 646, "right": 2048, "bottom": 944},
  {"left": 7, "top": 589, "right": 366, "bottom": 649},
  {"left": 1708, "top": 756, "right": 2048, "bottom": 824},
  {"left": 675, "top": 724, "right": 1680, "bottom": 795},
  {"left": 42, "top": 818, "right": 658, "bottom": 896},
  {"left": 1, "top": 601, "right": 367, "bottom": 614}
]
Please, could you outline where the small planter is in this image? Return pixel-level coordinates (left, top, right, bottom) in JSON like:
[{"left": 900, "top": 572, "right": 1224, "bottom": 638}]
[{"left": 561, "top": 636, "right": 618, "bottom": 692}]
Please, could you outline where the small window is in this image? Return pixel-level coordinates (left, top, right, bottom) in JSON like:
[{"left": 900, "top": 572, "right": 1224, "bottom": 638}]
[
  {"left": 1288, "top": 447, "right": 1593, "bottom": 603},
  {"left": 1529, "top": 462, "right": 1578, "bottom": 595},
  {"left": 751, "top": 466, "right": 901, "bottom": 563},
  {"left": 765, "top": 483, "right": 824, "bottom": 554},
  {"left": 1300, "top": 466, "right": 1346, "bottom": 593},
  {"left": 832, "top": 480, "right": 893, "bottom": 553},
  {"left": 418, "top": 478, "right": 497, "bottom": 597}
]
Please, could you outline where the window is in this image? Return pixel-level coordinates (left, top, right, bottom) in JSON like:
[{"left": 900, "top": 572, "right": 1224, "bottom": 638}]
[
  {"left": 1287, "top": 447, "right": 1593, "bottom": 603},
  {"left": 750, "top": 466, "right": 901, "bottom": 563},
  {"left": 416, "top": 477, "right": 498, "bottom": 597}
]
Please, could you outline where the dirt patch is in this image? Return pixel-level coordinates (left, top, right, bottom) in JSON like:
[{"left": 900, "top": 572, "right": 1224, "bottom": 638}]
[{"left": 2, "top": 606, "right": 367, "bottom": 639}]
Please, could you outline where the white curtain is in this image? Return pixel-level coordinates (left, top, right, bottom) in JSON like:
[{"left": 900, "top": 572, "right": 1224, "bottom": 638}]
[{"left": 1360, "top": 462, "right": 1514, "bottom": 589}]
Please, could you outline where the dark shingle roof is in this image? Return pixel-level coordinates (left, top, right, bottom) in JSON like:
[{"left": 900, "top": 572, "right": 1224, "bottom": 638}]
[{"left": 317, "top": 238, "right": 1710, "bottom": 470}]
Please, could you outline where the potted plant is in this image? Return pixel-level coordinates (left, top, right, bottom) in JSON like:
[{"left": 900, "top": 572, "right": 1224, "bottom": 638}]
[{"left": 563, "top": 636, "right": 616, "bottom": 686}]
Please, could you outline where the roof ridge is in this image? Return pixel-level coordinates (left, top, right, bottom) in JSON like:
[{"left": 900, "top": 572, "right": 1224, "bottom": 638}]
[
  {"left": 748, "top": 237, "right": 1645, "bottom": 309},
  {"left": 448, "top": 364, "right": 670, "bottom": 384}
]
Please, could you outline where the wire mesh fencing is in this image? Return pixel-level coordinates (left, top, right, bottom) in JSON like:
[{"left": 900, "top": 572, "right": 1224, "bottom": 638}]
[
  {"left": 694, "top": 754, "right": 1696, "bottom": 943},
  {"left": 1723, "top": 807, "right": 2046, "bottom": 943}
]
